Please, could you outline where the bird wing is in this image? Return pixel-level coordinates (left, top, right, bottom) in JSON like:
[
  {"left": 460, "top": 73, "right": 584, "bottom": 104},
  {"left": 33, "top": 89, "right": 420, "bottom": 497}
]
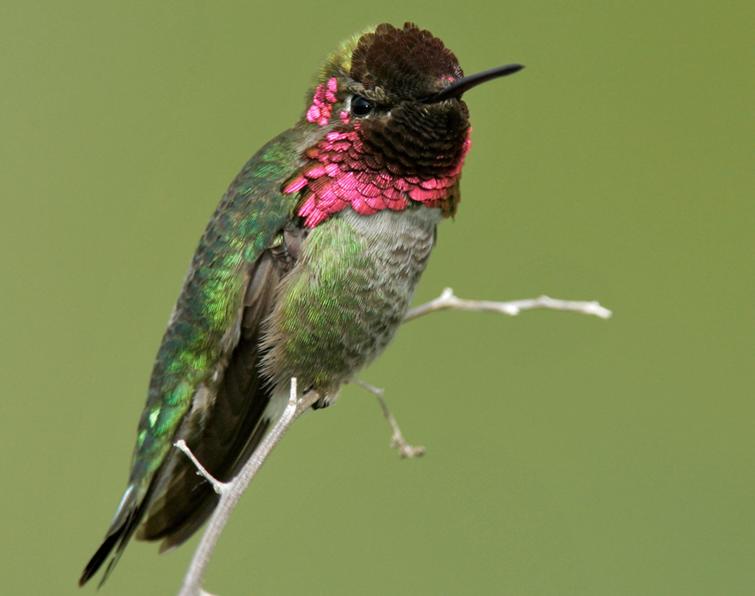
[
  {"left": 80, "top": 131, "right": 304, "bottom": 586},
  {"left": 136, "top": 225, "right": 306, "bottom": 549}
]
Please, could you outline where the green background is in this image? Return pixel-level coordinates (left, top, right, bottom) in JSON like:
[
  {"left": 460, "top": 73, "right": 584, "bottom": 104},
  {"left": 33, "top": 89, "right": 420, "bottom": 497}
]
[{"left": 1, "top": 1, "right": 752, "bottom": 594}]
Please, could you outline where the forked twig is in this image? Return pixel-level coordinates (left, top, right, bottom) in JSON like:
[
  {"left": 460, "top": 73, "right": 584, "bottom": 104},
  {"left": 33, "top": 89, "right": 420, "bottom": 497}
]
[
  {"left": 354, "top": 379, "right": 425, "bottom": 458},
  {"left": 176, "top": 378, "right": 320, "bottom": 596}
]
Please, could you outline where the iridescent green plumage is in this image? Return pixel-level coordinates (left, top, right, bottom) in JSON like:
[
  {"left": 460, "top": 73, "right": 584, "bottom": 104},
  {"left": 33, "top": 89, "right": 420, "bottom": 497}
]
[
  {"left": 134, "top": 133, "right": 302, "bottom": 479},
  {"left": 80, "top": 22, "right": 522, "bottom": 587},
  {"left": 79, "top": 130, "right": 305, "bottom": 584}
]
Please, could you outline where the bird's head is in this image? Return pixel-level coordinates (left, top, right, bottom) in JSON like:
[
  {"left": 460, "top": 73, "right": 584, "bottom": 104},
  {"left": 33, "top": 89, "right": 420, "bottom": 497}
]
[{"left": 286, "top": 23, "right": 523, "bottom": 227}]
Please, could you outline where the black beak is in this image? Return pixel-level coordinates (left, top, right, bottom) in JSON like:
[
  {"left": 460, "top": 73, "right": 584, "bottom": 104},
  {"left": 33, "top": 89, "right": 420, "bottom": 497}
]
[{"left": 424, "top": 63, "right": 524, "bottom": 103}]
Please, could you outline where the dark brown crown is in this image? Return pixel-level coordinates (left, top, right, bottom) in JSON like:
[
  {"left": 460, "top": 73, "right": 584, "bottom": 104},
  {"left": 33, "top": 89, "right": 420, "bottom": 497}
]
[{"left": 350, "top": 23, "right": 464, "bottom": 97}]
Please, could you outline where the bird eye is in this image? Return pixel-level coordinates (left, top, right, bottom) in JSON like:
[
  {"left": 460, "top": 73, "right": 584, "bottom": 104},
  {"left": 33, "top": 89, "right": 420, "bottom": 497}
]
[{"left": 350, "top": 95, "right": 374, "bottom": 117}]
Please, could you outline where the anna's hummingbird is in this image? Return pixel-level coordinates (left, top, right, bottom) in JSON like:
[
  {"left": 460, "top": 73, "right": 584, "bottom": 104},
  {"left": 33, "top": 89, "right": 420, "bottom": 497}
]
[{"left": 79, "top": 22, "right": 522, "bottom": 586}]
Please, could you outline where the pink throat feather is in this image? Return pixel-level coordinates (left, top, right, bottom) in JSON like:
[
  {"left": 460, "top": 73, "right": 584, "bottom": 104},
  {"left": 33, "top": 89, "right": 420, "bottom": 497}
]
[
  {"left": 305, "top": 77, "right": 339, "bottom": 127},
  {"left": 285, "top": 124, "right": 471, "bottom": 228}
]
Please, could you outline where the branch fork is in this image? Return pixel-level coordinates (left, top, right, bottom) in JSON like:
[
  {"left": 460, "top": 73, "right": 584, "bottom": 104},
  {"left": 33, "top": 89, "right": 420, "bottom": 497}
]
[
  {"left": 174, "top": 440, "right": 229, "bottom": 495},
  {"left": 354, "top": 379, "right": 425, "bottom": 459},
  {"left": 175, "top": 378, "right": 320, "bottom": 596}
]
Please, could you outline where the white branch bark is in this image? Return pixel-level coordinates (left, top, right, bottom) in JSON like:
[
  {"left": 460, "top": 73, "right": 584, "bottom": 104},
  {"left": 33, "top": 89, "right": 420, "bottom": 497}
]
[
  {"left": 176, "top": 378, "right": 320, "bottom": 596},
  {"left": 174, "top": 440, "right": 229, "bottom": 495},
  {"left": 354, "top": 379, "right": 425, "bottom": 458},
  {"left": 176, "top": 288, "right": 612, "bottom": 595},
  {"left": 404, "top": 287, "right": 612, "bottom": 322}
]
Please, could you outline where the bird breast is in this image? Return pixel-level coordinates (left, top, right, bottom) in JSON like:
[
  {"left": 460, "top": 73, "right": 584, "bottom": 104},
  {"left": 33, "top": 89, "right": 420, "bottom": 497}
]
[{"left": 260, "top": 206, "right": 441, "bottom": 395}]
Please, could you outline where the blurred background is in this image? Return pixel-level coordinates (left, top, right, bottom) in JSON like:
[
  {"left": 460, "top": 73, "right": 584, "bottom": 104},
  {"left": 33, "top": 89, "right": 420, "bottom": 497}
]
[{"left": 1, "top": 1, "right": 752, "bottom": 594}]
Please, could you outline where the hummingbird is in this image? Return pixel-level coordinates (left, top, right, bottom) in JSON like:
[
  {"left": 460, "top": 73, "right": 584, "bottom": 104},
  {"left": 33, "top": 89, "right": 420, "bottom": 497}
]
[{"left": 79, "top": 22, "right": 523, "bottom": 586}]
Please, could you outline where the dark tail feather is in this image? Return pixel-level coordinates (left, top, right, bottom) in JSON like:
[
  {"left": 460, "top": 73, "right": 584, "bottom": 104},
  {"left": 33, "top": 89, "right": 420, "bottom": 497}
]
[{"left": 79, "top": 484, "right": 143, "bottom": 587}]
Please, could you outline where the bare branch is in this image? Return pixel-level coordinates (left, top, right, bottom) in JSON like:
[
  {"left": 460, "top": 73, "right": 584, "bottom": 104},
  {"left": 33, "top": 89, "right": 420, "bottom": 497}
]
[
  {"left": 354, "top": 379, "right": 425, "bottom": 459},
  {"left": 404, "top": 287, "right": 612, "bottom": 322},
  {"left": 174, "top": 440, "right": 229, "bottom": 495},
  {"left": 177, "top": 378, "right": 321, "bottom": 596}
]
